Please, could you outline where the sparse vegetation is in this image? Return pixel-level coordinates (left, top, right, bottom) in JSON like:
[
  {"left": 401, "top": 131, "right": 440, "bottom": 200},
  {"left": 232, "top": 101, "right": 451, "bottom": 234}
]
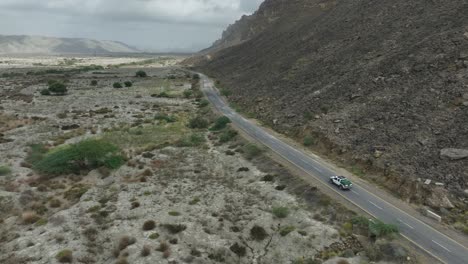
[
  {"left": 168, "top": 211, "right": 181, "bottom": 216},
  {"left": 56, "top": 249, "right": 73, "bottom": 263},
  {"left": 22, "top": 211, "right": 40, "bottom": 224},
  {"left": 155, "top": 113, "right": 176, "bottom": 123},
  {"left": 113, "top": 82, "right": 123, "bottom": 88},
  {"left": 176, "top": 133, "right": 205, "bottom": 147},
  {"left": 0, "top": 165, "right": 11, "bottom": 176},
  {"left": 162, "top": 224, "right": 187, "bottom": 234},
  {"left": 303, "top": 135, "right": 315, "bottom": 146},
  {"left": 33, "top": 139, "right": 124, "bottom": 176},
  {"left": 219, "top": 129, "right": 238, "bottom": 143},
  {"left": 40, "top": 88, "right": 51, "bottom": 96},
  {"left": 279, "top": 225, "right": 296, "bottom": 236},
  {"left": 210, "top": 116, "right": 231, "bottom": 131},
  {"left": 124, "top": 81, "right": 133, "bottom": 87},
  {"left": 90, "top": 80, "right": 98, "bottom": 86},
  {"left": 243, "top": 143, "right": 263, "bottom": 160},
  {"left": 188, "top": 116, "right": 209, "bottom": 129},
  {"left": 135, "top": 70, "right": 147, "bottom": 77},
  {"left": 48, "top": 81, "right": 68, "bottom": 95},
  {"left": 272, "top": 206, "right": 289, "bottom": 218}
]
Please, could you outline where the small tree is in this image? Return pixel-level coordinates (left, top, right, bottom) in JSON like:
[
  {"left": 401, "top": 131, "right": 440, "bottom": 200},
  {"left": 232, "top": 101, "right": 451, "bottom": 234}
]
[
  {"left": 124, "top": 81, "right": 133, "bottom": 87},
  {"left": 210, "top": 116, "right": 231, "bottom": 131},
  {"left": 136, "top": 70, "right": 147, "bottom": 77},
  {"left": 113, "top": 82, "right": 123, "bottom": 89},
  {"left": 49, "top": 82, "right": 67, "bottom": 95}
]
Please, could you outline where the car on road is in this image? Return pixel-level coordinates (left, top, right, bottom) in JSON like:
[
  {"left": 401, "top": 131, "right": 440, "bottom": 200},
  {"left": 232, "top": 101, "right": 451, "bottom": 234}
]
[{"left": 330, "top": 175, "right": 353, "bottom": 190}]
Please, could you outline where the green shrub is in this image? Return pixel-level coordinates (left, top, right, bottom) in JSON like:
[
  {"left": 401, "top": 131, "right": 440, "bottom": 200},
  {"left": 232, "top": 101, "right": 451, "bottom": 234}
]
[
  {"left": 143, "top": 220, "right": 156, "bottom": 231},
  {"left": 199, "top": 99, "right": 209, "bottom": 108},
  {"left": 0, "top": 165, "right": 11, "bottom": 176},
  {"left": 369, "top": 219, "right": 399, "bottom": 238},
  {"left": 210, "top": 116, "right": 231, "bottom": 131},
  {"left": 90, "top": 80, "right": 98, "bottom": 86},
  {"left": 113, "top": 82, "right": 123, "bottom": 88},
  {"left": 219, "top": 129, "right": 238, "bottom": 143},
  {"left": 220, "top": 88, "right": 232, "bottom": 96},
  {"left": 56, "top": 249, "right": 73, "bottom": 263},
  {"left": 177, "top": 133, "right": 206, "bottom": 147},
  {"left": 136, "top": 70, "right": 147, "bottom": 77},
  {"left": 250, "top": 225, "right": 268, "bottom": 241},
  {"left": 162, "top": 224, "right": 187, "bottom": 234},
  {"left": 243, "top": 143, "right": 263, "bottom": 160},
  {"left": 40, "top": 88, "right": 51, "bottom": 95},
  {"left": 49, "top": 82, "right": 67, "bottom": 95},
  {"left": 26, "top": 144, "right": 48, "bottom": 165},
  {"left": 124, "top": 81, "right": 133, "bottom": 87},
  {"left": 188, "top": 116, "right": 209, "bottom": 129},
  {"left": 272, "top": 206, "right": 289, "bottom": 218},
  {"left": 33, "top": 139, "right": 124, "bottom": 175},
  {"left": 155, "top": 113, "right": 176, "bottom": 123},
  {"left": 279, "top": 225, "right": 295, "bottom": 236},
  {"left": 168, "top": 211, "right": 181, "bottom": 216},
  {"left": 149, "top": 233, "right": 159, "bottom": 239},
  {"left": 192, "top": 74, "right": 200, "bottom": 80},
  {"left": 303, "top": 136, "right": 315, "bottom": 146},
  {"left": 183, "top": 90, "right": 193, "bottom": 98}
]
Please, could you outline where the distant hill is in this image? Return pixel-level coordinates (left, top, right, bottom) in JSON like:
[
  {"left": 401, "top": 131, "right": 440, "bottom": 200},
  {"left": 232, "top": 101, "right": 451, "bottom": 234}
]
[{"left": 0, "top": 35, "right": 140, "bottom": 54}]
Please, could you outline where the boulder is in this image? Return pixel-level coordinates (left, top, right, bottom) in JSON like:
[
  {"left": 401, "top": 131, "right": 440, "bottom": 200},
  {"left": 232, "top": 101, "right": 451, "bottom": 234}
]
[
  {"left": 426, "top": 187, "right": 454, "bottom": 209},
  {"left": 440, "top": 148, "right": 468, "bottom": 160}
]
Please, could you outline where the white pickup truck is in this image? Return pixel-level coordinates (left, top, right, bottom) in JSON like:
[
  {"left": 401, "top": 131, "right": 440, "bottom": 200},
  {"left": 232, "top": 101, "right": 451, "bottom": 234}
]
[{"left": 330, "top": 175, "right": 353, "bottom": 190}]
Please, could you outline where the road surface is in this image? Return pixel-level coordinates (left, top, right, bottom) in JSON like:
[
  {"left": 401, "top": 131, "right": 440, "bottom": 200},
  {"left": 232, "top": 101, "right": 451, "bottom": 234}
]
[{"left": 199, "top": 74, "right": 468, "bottom": 264}]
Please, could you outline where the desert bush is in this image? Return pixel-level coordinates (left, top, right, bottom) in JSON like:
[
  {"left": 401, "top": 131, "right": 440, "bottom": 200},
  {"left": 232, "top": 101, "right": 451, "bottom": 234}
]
[
  {"left": 149, "top": 233, "right": 159, "bottom": 239},
  {"left": 168, "top": 211, "right": 181, "bottom": 216},
  {"left": 220, "top": 88, "right": 232, "bottom": 96},
  {"left": 188, "top": 116, "right": 209, "bottom": 129},
  {"left": 303, "top": 135, "right": 315, "bottom": 146},
  {"left": 279, "top": 225, "right": 296, "bottom": 236},
  {"left": 124, "top": 81, "right": 133, "bottom": 87},
  {"left": 157, "top": 241, "right": 170, "bottom": 252},
  {"left": 243, "top": 143, "right": 263, "bottom": 160},
  {"left": 135, "top": 70, "right": 147, "bottom": 77},
  {"left": 33, "top": 139, "right": 124, "bottom": 176},
  {"left": 176, "top": 133, "right": 206, "bottom": 147},
  {"left": 192, "top": 74, "right": 200, "bottom": 80},
  {"left": 229, "top": 243, "right": 246, "bottom": 257},
  {"left": 90, "top": 80, "right": 98, "bottom": 86},
  {"left": 48, "top": 82, "right": 68, "bottom": 95},
  {"left": 154, "top": 113, "right": 176, "bottom": 123},
  {"left": 199, "top": 99, "right": 209, "bottom": 107},
  {"left": 219, "top": 129, "right": 238, "bottom": 143},
  {"left": 261, "top": 174, "right": 275, "bottom": 182},
  {"left": 0, "top": 165, "right": 11, "bottom": 176},
  {"left": 141, "top": 245, "right": 151, "bottom": 257},
  {"left": 183, "top": 90, "right": 193, "bottom": 98},
  {"left": 369, "top": 219, "right": 399, "bottom": 238},
  {"left": 272, "top": 206, "right": 289, "bottom": 218},
  {"left": 210, "top": 116, "right": 231, "bottom": 131},
  {"left": 250, "top": 225, "right": 268, "bottom": 241},
  {"left": 56, "top": 249, "right": 73, "bottom": 263},
  {"left": 40, "top": 88, "right": 51, "bottom": 95},
  {"left": 49, "top": 199, "right": 62, "bottom": 208},
  {"left": 118, "top": 236, "right": 136, "bottom": 251},
  {"left": 22, "top": 211, "right": 40, "bottom": 224},
  {"left": 162, "top": 224, "right": 187, "bottom": 234},
  {"left": 113, "top": 82, "right": 123, "bottom": 88},
  {"left": 142, "top": 220, "right": 156, "bottom": 231}
]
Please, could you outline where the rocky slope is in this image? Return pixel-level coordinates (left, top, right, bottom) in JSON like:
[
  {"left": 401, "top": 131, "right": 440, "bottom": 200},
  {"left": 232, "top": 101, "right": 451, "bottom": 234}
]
[
  {"left": 195, "top": 0, "right": 468, "bottom": 215},
  {"left": 0, "top": 35, "right": 139, "bottom": 54}
]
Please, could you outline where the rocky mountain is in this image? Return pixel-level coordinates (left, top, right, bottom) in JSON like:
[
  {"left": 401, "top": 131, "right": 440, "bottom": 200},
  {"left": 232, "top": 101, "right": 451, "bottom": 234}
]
[
  {"left": 195, "top": 0, "right": 468, "bottom": 213},
  {"left": 0, "top": 35, "right": 140, "bottom": 54}
]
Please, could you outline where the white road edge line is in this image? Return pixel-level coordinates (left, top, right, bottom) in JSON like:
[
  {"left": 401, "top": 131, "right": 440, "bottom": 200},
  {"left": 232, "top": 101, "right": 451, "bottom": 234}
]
[
  {"left": 432, "top": 240, "right": 452, "bottom": 253},
  {"left": 397, "top": 218, "right": 414, "bottom": 229},
  {"left": 369, "top": 201, "right": 383, "bottom": 210}
]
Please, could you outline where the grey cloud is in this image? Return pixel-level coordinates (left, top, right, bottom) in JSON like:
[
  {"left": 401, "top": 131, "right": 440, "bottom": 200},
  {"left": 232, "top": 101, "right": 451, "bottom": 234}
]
[{"left": 0, "top": 0, "right": 264, "bottom": 52}]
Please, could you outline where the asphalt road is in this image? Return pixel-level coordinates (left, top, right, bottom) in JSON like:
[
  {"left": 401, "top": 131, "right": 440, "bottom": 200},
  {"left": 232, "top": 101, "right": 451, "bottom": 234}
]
[{"left": 199, "top": 74, "right": 468, "bottom": 264}]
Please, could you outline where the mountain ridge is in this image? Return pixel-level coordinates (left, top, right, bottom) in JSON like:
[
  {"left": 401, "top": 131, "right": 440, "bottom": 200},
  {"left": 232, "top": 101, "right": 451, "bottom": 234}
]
[{"left": 0, "top": 34, "right": 140, "bottom": 54}]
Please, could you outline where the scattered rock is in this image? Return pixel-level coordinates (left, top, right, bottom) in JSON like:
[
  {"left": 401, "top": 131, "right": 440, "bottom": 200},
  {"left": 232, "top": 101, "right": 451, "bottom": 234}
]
[
  {"left": 426, "top": 187, "right": 454, "bottom": 209},
  {"left": 440, "top": 148, "right": 468, "bottom": 160},
  {"left": 424, "top": 179, "right": 431, "bottom": 185}
]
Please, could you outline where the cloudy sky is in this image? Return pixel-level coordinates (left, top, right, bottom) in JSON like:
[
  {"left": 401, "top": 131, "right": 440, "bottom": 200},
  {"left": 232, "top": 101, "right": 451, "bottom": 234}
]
[{"left": 0, "top": 0, "right": 264, "bottom": 52}]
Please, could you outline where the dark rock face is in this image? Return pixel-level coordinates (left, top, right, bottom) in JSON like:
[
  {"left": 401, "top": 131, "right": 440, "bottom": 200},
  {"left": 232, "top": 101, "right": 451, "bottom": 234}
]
[{"left": 197, "top": 0, "right": 468, "bottom": 197}]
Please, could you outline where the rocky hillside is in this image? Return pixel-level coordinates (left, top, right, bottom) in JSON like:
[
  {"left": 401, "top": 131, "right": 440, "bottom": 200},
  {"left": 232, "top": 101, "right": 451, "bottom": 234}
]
[
  {"left": 0, "top": 35, "right": 139, "bottom": 54},
  {"left": 195, "top": 0, "right": 468, "bottom": 213}
]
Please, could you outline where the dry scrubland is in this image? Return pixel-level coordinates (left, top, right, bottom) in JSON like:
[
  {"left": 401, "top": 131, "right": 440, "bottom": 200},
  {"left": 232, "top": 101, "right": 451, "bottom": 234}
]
[{"left": 1, "top": 57, "right": 414, "bottom": 264}]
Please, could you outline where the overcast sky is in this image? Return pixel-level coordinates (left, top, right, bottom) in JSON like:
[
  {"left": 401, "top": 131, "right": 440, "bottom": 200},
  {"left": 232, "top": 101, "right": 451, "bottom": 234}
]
[{"left": 0, "top": 0, "right": 264, "bottom": 52}]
